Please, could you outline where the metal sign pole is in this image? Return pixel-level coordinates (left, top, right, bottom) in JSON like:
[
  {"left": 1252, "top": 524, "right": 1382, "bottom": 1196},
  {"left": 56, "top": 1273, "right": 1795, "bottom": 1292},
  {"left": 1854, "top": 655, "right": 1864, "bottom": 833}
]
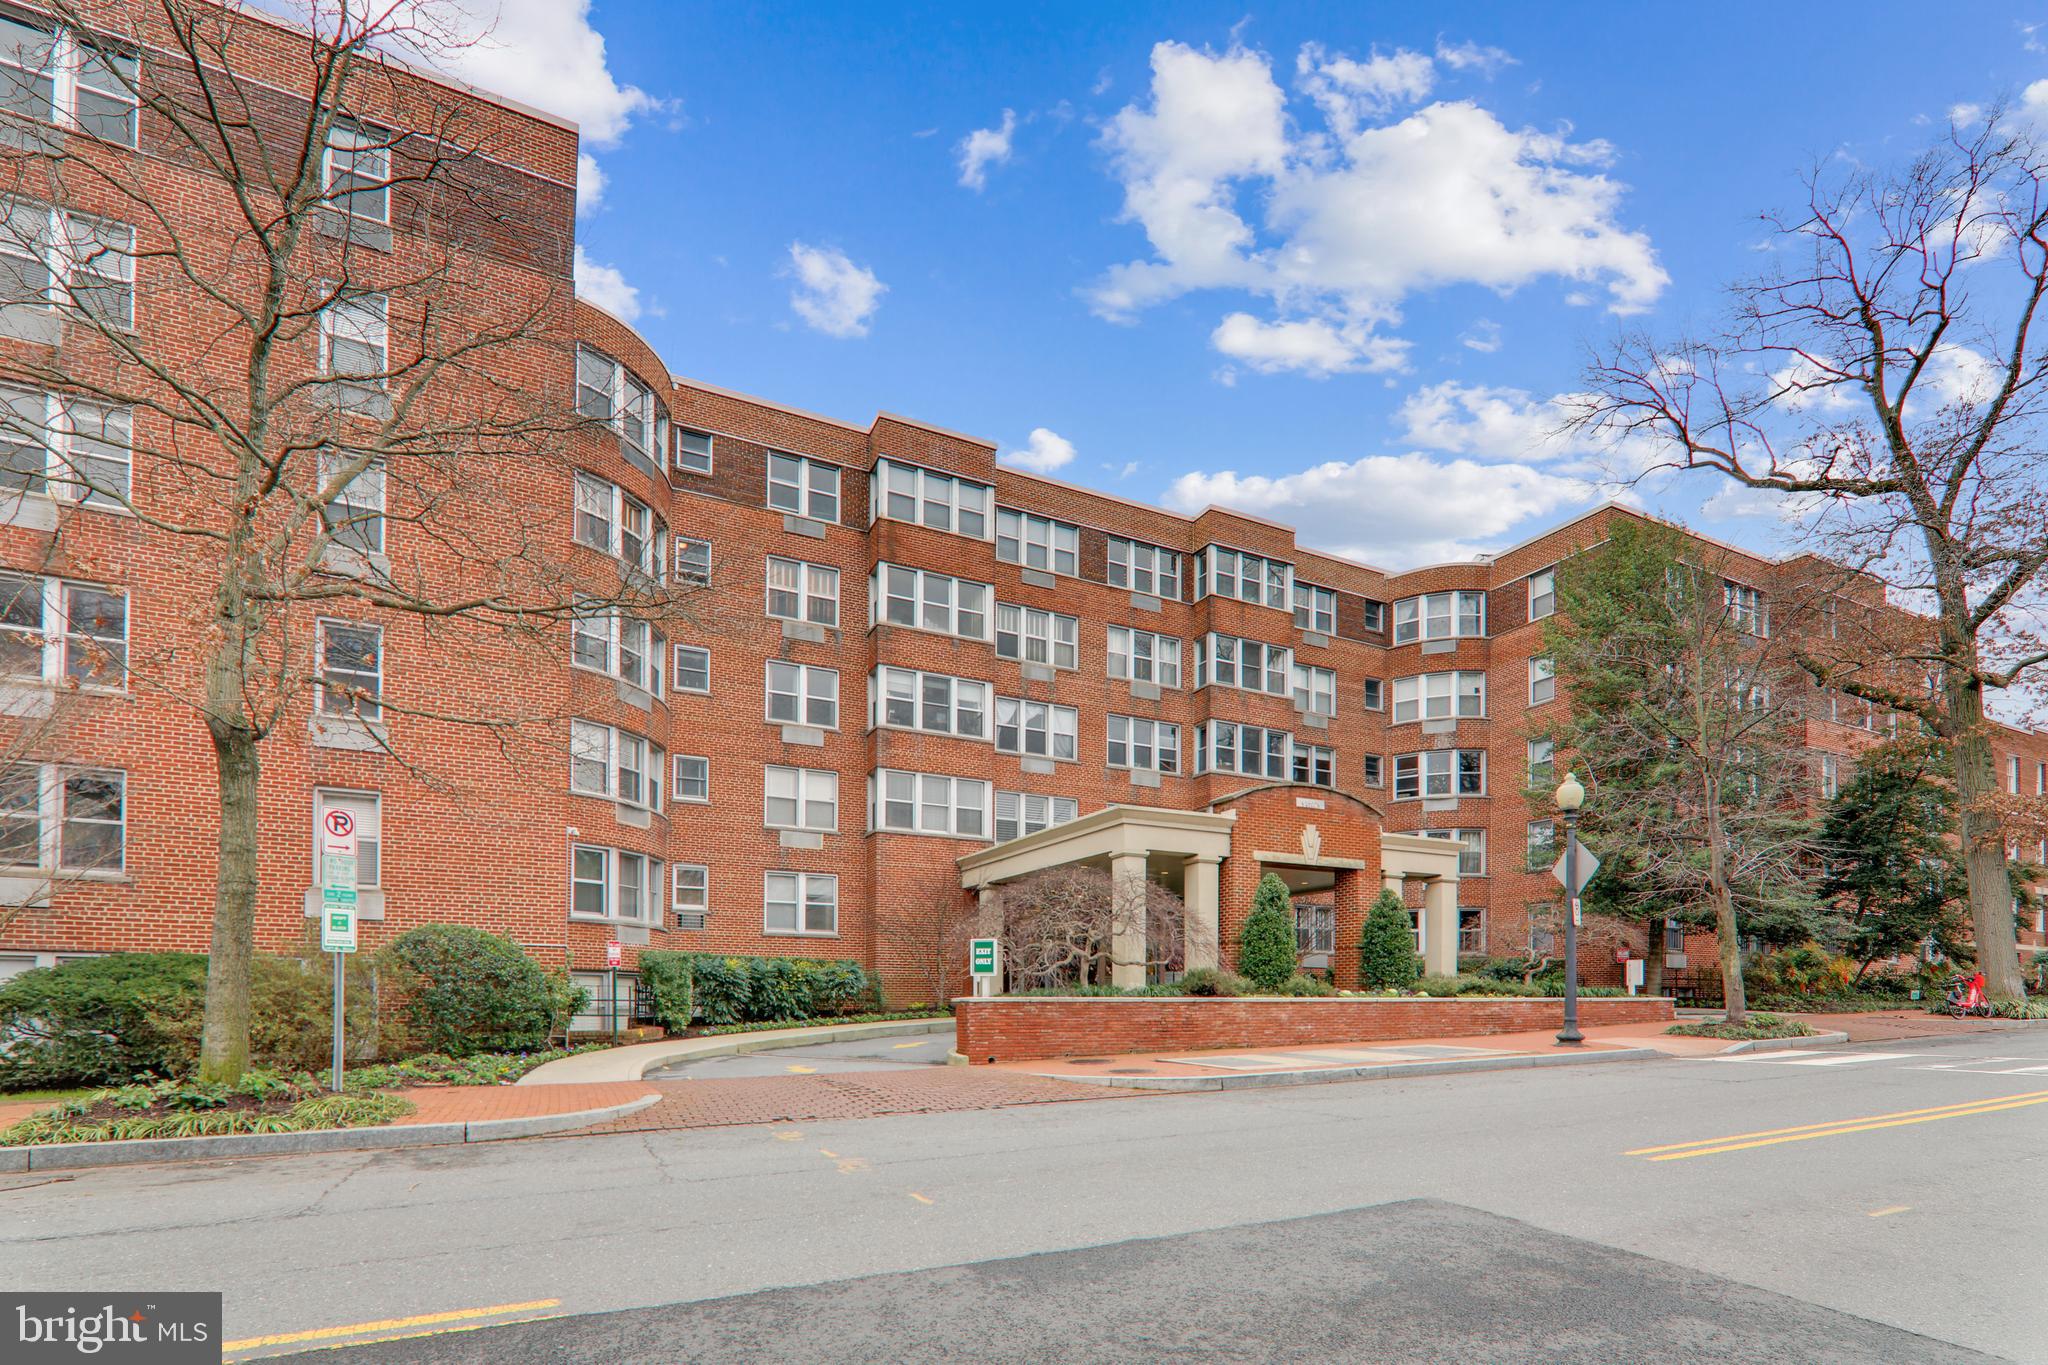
[{"left": 331, "top": 950, "right": 345, "bottom": 1093}]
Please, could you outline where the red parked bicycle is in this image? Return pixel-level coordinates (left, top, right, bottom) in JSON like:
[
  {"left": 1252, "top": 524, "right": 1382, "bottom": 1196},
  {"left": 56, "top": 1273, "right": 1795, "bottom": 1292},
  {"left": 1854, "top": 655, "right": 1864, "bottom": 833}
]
[{"left": 1942, "top": 971, "right": 1992, "bottom": 1018}]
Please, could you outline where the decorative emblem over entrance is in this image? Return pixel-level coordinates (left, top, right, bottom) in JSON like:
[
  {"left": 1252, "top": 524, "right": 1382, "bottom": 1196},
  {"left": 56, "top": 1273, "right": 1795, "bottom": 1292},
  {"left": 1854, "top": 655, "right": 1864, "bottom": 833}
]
[{"left": 1300, "top": 823, "right": 1322, "bottom": 861}]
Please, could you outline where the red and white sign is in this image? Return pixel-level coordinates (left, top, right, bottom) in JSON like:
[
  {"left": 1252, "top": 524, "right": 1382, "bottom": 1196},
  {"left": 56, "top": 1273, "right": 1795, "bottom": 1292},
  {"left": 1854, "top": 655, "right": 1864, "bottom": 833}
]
[
  {"left": 320, "top": 808, "right": 358, "bottom": 857},
  {"left": 605, "top": 940, "right": 622, "bottom": 969}
]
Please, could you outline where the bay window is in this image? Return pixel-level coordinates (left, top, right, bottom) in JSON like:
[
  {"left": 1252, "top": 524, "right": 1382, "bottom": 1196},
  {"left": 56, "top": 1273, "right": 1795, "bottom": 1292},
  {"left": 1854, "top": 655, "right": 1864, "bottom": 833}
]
[
  {"left": 1392, "top": 749, "right": 1486, "bottom": 799},
  {"left": 1193, "top": 545, "right": 1292, "bottom": 608},
  {"left": 994, "top": 791, "right": 1078, "bottom": 842},
  {"left": 1392, "top": 590, "right": 1486, "bottom": 644},
  {"left": 1391, "top": 672, "right": 1486, "bottom": 724},
  {"left": 872, "top": 459, "right": 990, "bottom": 537},
  {"left": 871, "top": 667, "right": 989, "bottom": 739},
  {"left": 871, "top": 769, "right": 990, "bottom": 838},
  {"left": 874, "top": 563, "right": 991, "bottom": 640}
]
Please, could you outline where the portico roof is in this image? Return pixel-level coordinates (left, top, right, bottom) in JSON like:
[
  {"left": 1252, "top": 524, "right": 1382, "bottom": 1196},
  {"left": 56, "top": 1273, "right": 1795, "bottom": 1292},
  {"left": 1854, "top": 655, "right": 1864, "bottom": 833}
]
[{"left": 956, "top": 804, "right": 1236, "bottom": 889}]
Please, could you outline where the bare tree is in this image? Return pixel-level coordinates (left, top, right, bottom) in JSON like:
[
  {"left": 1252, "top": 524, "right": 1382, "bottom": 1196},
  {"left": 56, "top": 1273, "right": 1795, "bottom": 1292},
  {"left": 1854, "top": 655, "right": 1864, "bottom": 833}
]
[
  {"left": 989, "top": 866, "right": 1196, "bottom": 990},
  {"left": 1575, "top": 116, "right": 2048, "bottom": 999},
  {"left": 0, "top": 1, "right": 695, "bottom": 1078}
]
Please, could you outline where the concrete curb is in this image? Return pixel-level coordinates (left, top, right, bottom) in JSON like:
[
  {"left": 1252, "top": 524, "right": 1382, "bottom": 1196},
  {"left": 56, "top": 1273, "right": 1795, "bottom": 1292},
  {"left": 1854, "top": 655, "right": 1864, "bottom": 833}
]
[
  {"left": 517, "top": 1017, "right": 956, "bottom": 1085},
  {"left": 1034, "top": 1046, "right": 1664, "bottom": 1092},
  {"left": 1717, "top": 1030, "right": 1852, "bottom": 1056},
  {"left": 0, "top": 1094, "right": 660, "bottom": 1173}
]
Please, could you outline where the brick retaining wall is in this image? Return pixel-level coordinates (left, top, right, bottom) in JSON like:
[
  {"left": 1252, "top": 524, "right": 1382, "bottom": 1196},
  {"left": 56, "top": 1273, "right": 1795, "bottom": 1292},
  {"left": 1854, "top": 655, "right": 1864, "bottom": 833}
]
[{"left": 951, "top": 995, "right": 1675, "bottom": 1063}]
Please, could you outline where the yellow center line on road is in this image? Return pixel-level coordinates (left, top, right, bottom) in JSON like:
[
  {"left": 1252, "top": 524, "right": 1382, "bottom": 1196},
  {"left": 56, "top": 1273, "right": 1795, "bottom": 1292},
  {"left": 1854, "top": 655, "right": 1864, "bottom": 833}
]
[
  {"left": 1631, "top": 1091, "right": 2048, "bottom": 1162},
  {"left": 892, "top": 1041, "right": 929, "bottom": 1049},
  {"left": 1625, "top": 1088, "right": 2048, "bottom": 1156},
  {"left": 1868, "top": 1206, "right": 1911, "bottom": 1218},
  {"left": 220, "top": 1300, "right": 561, "bottom": 1353}
]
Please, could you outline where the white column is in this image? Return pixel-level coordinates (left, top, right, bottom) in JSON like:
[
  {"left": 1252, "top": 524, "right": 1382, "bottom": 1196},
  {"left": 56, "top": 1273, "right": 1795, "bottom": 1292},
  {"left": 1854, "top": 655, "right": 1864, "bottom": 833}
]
[
  {"left": 975, "top": 885, "right": 1001, "bottom": 936},
  {"left": 1423, "top": 877, "right": 1460, "bottom": 977},
  {"left": 1183, "top": 855, "right": 1221, "bottom": 971},
  {"left": 1109, "top": 852, "right": 1149, "bottom": 989}
]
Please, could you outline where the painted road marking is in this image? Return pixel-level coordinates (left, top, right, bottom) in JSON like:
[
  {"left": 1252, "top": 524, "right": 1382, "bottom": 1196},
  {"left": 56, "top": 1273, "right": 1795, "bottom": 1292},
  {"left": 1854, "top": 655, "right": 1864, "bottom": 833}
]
[
  {"left": 221, "top": 1300, "right": 561, "bottom": 1353},
  {"left": 892, "top": 1040, "right": 931, "bottom": 1049},
  {"left": 1868, "top": 1206, "right": 1911, "bottom": 1218},
  {"left": 909, "top": 1191, "right": 934, "bottom": 1204},
  {"left": 1628, "top": 1088, "right": 2048, "bottom": 1161}
]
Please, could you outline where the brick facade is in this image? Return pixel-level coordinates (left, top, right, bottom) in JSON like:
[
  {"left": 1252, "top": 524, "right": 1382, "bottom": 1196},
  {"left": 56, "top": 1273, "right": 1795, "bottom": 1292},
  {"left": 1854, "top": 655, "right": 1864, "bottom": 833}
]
[{"left": 0, "top": 0, "right": 2042, "bottom": 1010}]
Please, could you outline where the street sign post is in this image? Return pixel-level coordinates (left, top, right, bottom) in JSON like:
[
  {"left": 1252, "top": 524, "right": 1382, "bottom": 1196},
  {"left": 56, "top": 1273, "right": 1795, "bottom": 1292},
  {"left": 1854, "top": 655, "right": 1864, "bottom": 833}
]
[
  {"left": 969, "top": 938, "right": 999, "bottom": 997},
  {"left": 319, "top": 809, "right": 360, "bottom": 1091}
]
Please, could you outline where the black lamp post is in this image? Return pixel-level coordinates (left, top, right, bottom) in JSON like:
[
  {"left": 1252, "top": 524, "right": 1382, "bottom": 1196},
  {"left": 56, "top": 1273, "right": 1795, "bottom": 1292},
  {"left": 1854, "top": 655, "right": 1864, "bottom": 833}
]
[{"left": 1555, "top": 771, "right": 1586, "bottom": 1046}]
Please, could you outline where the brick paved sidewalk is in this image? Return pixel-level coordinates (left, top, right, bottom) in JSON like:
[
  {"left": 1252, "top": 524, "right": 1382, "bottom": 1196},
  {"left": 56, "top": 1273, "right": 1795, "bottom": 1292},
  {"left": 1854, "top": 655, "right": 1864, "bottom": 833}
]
[
  {"left": 1784, "top": 1009, "right": 2039, "bottom": 1043},
  {"left": 393, "top": 1082, "right": 657, "bottom": 1125},
  {"left": 571, "top": 1068, "right": 1150, "bottom": 1134}
]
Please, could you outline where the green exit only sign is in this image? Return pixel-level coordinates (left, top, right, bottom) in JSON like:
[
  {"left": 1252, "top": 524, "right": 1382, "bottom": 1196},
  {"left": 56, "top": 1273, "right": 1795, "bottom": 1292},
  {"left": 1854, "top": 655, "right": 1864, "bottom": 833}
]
[{"left": 970, "top": 938, "right": 997, "bottom": 975}]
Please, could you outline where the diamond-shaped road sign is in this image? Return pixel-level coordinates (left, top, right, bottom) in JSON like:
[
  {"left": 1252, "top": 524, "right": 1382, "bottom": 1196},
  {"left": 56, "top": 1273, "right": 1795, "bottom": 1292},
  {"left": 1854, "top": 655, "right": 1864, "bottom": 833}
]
[{"left": 1551, "top": 844, "right": 1601, "bottom": 897}]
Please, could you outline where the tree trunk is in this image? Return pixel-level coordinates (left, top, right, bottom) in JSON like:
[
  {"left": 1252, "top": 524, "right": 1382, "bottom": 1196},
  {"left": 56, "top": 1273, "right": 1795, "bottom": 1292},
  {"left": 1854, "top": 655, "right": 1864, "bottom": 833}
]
[
  {"left": 1947, "top": 677, "right": 2026, "bottom": 1001},
  {"left": 1704, "top": 789, "right": 1747, "bottom": 1023},
  {"left": 196, "top": 637, "right": 262, "bottom": 1084},
  {"left": 1641, "top": 922, "right": 1665, "bottom": 999}
]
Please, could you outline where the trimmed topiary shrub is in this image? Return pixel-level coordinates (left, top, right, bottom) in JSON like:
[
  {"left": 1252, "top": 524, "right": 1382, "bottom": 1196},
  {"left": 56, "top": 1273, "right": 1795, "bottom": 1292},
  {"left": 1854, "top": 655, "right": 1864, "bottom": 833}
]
[
  {"left": 1177, "top": 967, "right": 1250, "bottom": 997},
  {"left": 1237, "top": 873, "right": 1300, "bottom": 991},
  {"left": 379, "top": 925, "right": 569, "bottom": 1056},
  {"left": 1278, "top": 973, "right": 1335, "bottom": 997},
  {"left": 0, "top": 953, "right": 209, "bottom": 1090},
  {"left": 639, "top": 952, "right": 877, "bottom": 1029},
  {"left": 1359, "top": 889, "right": 1420, "bottom": 991}
]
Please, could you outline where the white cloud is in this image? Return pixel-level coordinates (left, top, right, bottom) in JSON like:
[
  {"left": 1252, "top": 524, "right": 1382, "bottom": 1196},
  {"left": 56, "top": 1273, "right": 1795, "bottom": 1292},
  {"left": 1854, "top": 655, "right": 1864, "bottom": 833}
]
[
  {"left": 1089, "top": 41, "right": 1666, "bottom": 377},
  {"left": 1001, "top": 428, "right": 1077, "bottom": 474},
  {"left": 1459, "top": 317, "right": 1502, "bottom": 352},
  {"left": 573, "top": 245, "right": 640, "bottom": 321},
  {"left": 1396, "top": 379, "right": 1661, "bottom": 479},
  {"left": 786, "top": 243, "right": 887, "bottom": 338},
  {"left": 958, "top": 109, "right": 1018, "bottom": 190},
  {"left": 397, "top": 0, "right": 659, "bottom": 147},
  {"left": 1212, "top": 312, "right": 1408, "bottom": 376},
  {"left": 1434, "top": 38, "right": 1517, "bottom": 77},
  {"left": 1166, "top": 451, "right": 1592, "bottom": 567},
  {"left": 576, "top": 151, "right": 606, "bottom": 217}
]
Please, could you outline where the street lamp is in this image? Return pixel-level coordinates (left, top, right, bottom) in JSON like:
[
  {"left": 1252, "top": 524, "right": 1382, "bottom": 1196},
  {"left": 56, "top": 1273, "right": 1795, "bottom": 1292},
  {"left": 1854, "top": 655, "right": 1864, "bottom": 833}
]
[{"left": 1554, "top": 771, "right": 1586, "bottom": 1045}]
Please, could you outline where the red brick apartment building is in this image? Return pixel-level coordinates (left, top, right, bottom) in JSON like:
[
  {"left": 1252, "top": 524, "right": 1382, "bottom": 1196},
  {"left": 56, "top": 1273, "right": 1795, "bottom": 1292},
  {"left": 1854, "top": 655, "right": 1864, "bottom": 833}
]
[{"left": 0, "top": 1, "right": 2042, "bottom": 1017}]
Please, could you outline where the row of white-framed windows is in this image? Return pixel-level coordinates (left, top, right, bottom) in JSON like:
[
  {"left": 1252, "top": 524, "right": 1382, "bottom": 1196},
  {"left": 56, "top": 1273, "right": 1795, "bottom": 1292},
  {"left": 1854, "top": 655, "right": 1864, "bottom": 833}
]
[
  {"left": 1107, "top": 625, "right": 1180, "bottom": 688},
  {"left": 767, "top": 660, "right": 838, "bottom": 729},
  {"left": 0, "top": 763, "right": 123, "bottom": 873},
  {"left": 673, "top": 754, "right": 709, "bottom": 803},
  {"left": 873, "top": 460, "right": 990, "bottom": 538},
  {"left": 1529, "top": 657, "right": 1557, "bottom": 706},
  {"left": 571, "top": 605, "right": 664, "bottom": 695},
  {"left": 0, "top": 198, "right": 133, "bottom": 327},
  {"left": 871, "top": 769, "right": 990, "bottom": 838},
  {"left": 1292, "top": 582, "right": 1336, "bottom": 635},
  {"left": 316, "top": 619, "right": 382, "bottom": 722},
  {"left": 1106, "top": 714, "right": 1179, "bottom": 774},
  {"left": 768, "top": 451, "right": 842, "bottom": 523},
  {"left": 995, "top": 508, "right": 1079, "bottom": 575},
  {"left": 1291, "top": 663, "right": 1337, "bottom": 716},
  {"left": 765, "top": 870, "right": 837, "bottom": 936},
  {"left": 871, "top": 666, "right": 989, "bottom": 740},
  {"left": 1392, "top": 591, "right": 1486, "bottom": 644},
  {"left": 874, "top": 563, "right": 991, "bottom": 640},
  {"left": 995, "top": 602, "right": 1077, "bottom": 669},
  {"left": 1196, "top": 721, "right": 1289, "bottom": 779},
  {"left": 1419, "top": 827, "right": 1488, "bottom": 877},
  {"left": 1195, "top": 634, "right": 1290, "bottom": 696},
  {"left": 1724, "top": 581, "right": 1768, "bottom": 636},
  {"left": 994, "top": 791, "right": 1078, "bottom": 843},
  {"left": 1393, "top": 750, "right": 1486, "bottom": 800},
  {"left": 574, "top": 346, "right": 665, "bottom": 474},
  {"left": 674, "top": 427, "right": 713, "bottom": 475},
  {"left": 568, "top": 720, "right": 665, "bottom": 810},
  {"left": 571, "top": 845, "right": 663, "bottom": 925},
  {"left": 572, "top": 472, "right": 664, "bottom": 578},
  {"left": 312, "top": 789, "right": 378, "bottom": 887},
  {"left": 1529, "top": 567, "right": 1557, "bottom": 619},
  {"left": 995, "top": 697, "right": 1078, "bottom": 760},
  {"left": 1107, "top": 538, "right": 1179, "bottom": 599},
  {"left": 1391, "top": 672, "right": 1485, "bottom": 724},
  {"left": 1528, "top": 738, "right": 1554, "bottom": 786},
  {"left": 766, "top": 556, "right": 839, "bottom": 627},
  {"left": 0, "top": 573, "right": 124, "bottom": 687},
  {"left": 764, "top": 765, "right": 838, "bottom": 833},
  {"left": 671, "top": 863, "right": 708, "bottom": 927},
  {"left": 0, "top": 385, "right": 130, "bottom": 507},
  {"left": 0, "top": 14, "right": 138, "bottom": 145},
  {"left": 1193, "top": 545, "right": 1292, "bottom": 609}
]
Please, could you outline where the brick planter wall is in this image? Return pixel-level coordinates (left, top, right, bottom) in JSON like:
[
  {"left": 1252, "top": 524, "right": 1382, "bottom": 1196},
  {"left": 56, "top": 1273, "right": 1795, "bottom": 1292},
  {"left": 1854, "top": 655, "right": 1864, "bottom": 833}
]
[{"left": 951, "top": 995, "right": 1675, "bottom": 1063}]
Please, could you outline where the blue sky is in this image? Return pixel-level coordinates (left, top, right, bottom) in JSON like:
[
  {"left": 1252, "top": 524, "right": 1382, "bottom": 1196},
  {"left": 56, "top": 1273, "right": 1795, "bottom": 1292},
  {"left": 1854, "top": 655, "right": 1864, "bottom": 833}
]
[{"left": 481, "top": 2, "right": 2048, "bottom": 570}]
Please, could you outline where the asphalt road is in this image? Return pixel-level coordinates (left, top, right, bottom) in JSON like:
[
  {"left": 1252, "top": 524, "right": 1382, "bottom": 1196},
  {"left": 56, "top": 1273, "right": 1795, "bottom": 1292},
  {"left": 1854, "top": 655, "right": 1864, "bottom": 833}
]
[{"left": 5, "top": 1031, "right": 2045, "bottom": 1363}]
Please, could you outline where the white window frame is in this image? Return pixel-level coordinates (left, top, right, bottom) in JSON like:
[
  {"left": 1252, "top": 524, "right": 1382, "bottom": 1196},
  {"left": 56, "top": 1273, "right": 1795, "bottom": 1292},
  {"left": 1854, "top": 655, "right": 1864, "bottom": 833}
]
[
  {"left": 870, "top": 769, "right": 991, "bottom": 839},
  {"left": 1196, "top": 633, "right": 1292, "bottom": 696},
  {"left": 1528, "top": 738, "right": 1555, "bottom": 786},
  {"left": 1106, "top": 538, "right": 1179, "bottom": 599},
  {"left": 1391, "top": 671, "right": 1486, "bottom": 724},
  {"left": 1195, "top": 721, "right": 1292, "bottom": 780},
  {"left": 1421, "top": 827, "right": 1487, "bottom": 878},
  {"left": 320, "top": 452, "right": 385, "bottom": 555},
  {"left": 0, "top": 572, "right": 126, "bottom": 689},
  {"left": 315, "top": 618, "right": 382, "bottom": 723},
  {"left": 1528, "top": 657, "right": 1557, "bottom": 706},
  {"left": 1527, "top": 820, "right": 1557, "bottom": 870},
  {"left": 675, "top": 537, "right": 711, "bottom": 587},
  {"left": 764, "top": 870, "right": 838, "bottom": 937},
  {"left": 674, "top": 427, "right": 713, "bottom": 475},
  {"left": 672, "top": 863, "right": 709, "bottom": 926},
  {"left": 319, "top": 290, "right": 388, "bottom": 388},
  {"left": 1820, "top": 753, "right": 1840, "bottom": 800},
  {"left": 764, "top": 765, "right": 838, "bottom": 833},
  {"left": 995, "top": 507, "right": 1078, "bottom": 575},
  {"left": 874, "top": 563, "right": 992, "bottom": 641},
  {"left": 571, "top": 602, "right": 663, "bottom": 696},
  {"left": 0, "top": 200, "right": 135, "bottom": 327},
  {"left": 570, "top": 844, "right": 663, "bottom": 926},
  {"left": 571, "top": 471, "right": 664, "bottom": 578},
  {"left": 994, "top": 791, "right": 1078, "bottom": 842},
  {"left": 1362, "top": 754, "right": 1384, "bottom": 788},
  {"left": 871, "top": 459, "right": 991, "bottom": 538},
  {"left": 1194, "top": 544, "right": 1293, "bottom": 609},
  {"left": 1107, "top": 625, "right": 1181, "bottom": 689},
  {"left": 0, "top": 19, "right": 139, "bottom": 146},
  {"left": 766, "top": 556, "right": 840, "bottom": 628},
  {"left": 1392, "top": 590, "right": 1486, "bottom": 644},
  {"left": 1292, "top": 582, "right": 1336, "bottom": 635},
  {"left": 1106, "top": 714, "right": 1180, "bottom": 774},
  {"left": 1392, "top": 750, "right": 1486, "bottom": 800},
  {"left": 673, "top": 753, "right": 709, "bottom": 803},
  {"left": 672, "top": 644, "right": 710, "bottom": 694},
  {"left": 995, "top": 696, "right": 1078, "bottom": 761},
  {"left": 870, "top": 666, "right": 990, "bottom": 740},
  {"left": 766, "top": 659, "right": 839, "bottom": 729},
  {"left": 322, "top": 121, "right": 391, "bottom": 224},
  {"left": 1724, "top": 581, "right": 1768, "bottom": 637},
  {"left": 768, "top": 451, "right": 842, "bottom": 524},
  {"left": 310, "top": 788, "right": 376, "bottom": 888},
  {"left": 0, "top": 385, "right": 131, "bottom": 508},
  {"left": 1362, "top": 677, "right": 1384, "bottom": 712},
  {"left": 1529, "top": 567, "right": 1556, "bottom": 620},
  {"left": 568, "top": 720, "right": 663, "bottom": 812},
  {"left": 1291, "top": 663, "right": 1337, "bottom": 716},
  {"left": 995, "top": 602, "right": 1077, "bottom": 669}
]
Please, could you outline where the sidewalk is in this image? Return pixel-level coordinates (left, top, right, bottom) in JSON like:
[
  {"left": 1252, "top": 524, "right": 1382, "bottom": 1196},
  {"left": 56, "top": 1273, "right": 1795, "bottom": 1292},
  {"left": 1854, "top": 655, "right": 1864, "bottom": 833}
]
[{"left": 1780, "top": 1008, "right": 2045, "bottom": 1043}]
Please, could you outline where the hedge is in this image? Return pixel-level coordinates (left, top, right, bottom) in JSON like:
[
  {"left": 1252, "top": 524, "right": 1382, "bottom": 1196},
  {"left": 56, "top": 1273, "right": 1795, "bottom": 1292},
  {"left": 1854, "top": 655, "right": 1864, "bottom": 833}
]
[
  {"left": 639, "top": 952, "right": 875, "bottom": 1028},
  {"left": 0, "top": 953, "right": 210, "bottom": 1089},
  {"left": 378, "top": 925, "right": 582, "bottom": 1056}
]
